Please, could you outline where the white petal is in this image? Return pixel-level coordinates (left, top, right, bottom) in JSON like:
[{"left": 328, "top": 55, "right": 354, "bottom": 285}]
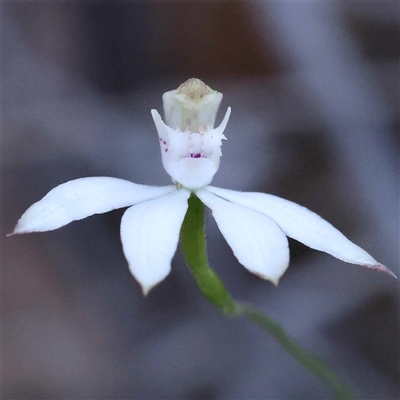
[
  {"left": 163, "top": 157, "right": 218, "bottom": 191},
  {"left": 197, "top": 189, "right": 289, "bottom": 285},
  {"left": 11, "top": 177, "right": 176, "bottom": 234},
  {"left": 120, "top": 189, "right": 190, "bottom": 295},
  {"left": 207, "top": 186, "right": 394, "bottom": 275}
]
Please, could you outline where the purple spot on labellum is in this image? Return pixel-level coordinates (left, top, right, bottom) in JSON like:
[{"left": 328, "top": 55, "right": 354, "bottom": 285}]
[
  {"left": 165, "top": 148, "right": 168, "bottom": 152},
  {"left": 190, "top": 153, "right": 202, "bottom": 158},
  {"left": 163, "top": 141, "right": 167, "bottom": 145}
]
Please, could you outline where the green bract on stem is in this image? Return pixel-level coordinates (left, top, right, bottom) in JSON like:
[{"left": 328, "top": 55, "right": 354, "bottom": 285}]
[{"left": 180, "top": 194, "right": 355, "bottom": 400}]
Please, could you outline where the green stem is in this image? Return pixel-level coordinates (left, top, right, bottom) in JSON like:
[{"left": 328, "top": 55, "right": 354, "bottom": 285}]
[
  {"left": 180, "top": 193, "right": 235, "bottom": 315},
  {"left": 180, "top": 194, "right": 354, "bottom": 400}
]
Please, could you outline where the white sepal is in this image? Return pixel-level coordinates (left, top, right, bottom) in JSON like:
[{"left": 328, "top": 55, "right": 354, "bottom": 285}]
[
  {"left": 207, "top": 186, "right": 395, "bottom": 276},
  {"left": 120, "top": 189, "right": 190, "bottom": 295},
  {"left": 151, "top": 108, "right": 231, "bottom": 190},
  {"left": 11, "top": 177, "right": 175, "bottom": 234},
  {"left": 197, "top": 189, "right": 289, "bottom": 285}
]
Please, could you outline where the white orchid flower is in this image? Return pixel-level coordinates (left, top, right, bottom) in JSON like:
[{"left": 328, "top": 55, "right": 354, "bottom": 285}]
[{"left": 10, "top": 78, "right": 395, "bottom": 295}]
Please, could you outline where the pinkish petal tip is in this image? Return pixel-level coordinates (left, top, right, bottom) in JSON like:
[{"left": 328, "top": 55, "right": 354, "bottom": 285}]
[
  {"left": 6, "top": 226, "right": 24, "bottom": 237},
  {"left": 368, "top": 263, "right": 397, "bottom": 279}
]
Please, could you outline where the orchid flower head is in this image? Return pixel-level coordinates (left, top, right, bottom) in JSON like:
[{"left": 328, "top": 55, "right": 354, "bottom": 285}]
[{"left": 10, "top": 78, "right": 396, "bottom": 295}]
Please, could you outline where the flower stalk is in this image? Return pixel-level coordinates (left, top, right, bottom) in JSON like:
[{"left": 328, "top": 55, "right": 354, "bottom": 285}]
[
  {"left": 180, "top": 193, "right": 235, "bottom": 315},
  {"left": 180, "top": 194, "right": 355, "bottom": 400}
]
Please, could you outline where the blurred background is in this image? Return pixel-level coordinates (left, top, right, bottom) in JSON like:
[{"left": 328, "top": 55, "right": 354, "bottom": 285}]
[{"left": 3, "top": 2, "right": 399, "bottom": 399}]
